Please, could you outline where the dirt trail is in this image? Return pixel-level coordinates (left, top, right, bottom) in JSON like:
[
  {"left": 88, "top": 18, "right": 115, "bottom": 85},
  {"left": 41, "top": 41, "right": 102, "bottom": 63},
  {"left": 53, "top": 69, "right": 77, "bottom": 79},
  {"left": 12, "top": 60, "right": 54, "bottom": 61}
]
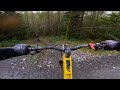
[{"left": 0, "top": 47, "right": 120, "bottom": 79}]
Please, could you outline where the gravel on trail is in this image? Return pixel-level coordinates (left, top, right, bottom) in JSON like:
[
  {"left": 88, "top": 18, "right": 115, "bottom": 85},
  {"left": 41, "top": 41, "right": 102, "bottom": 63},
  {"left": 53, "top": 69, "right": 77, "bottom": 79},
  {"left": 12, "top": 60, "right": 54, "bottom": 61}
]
[{"left": 0, "top": 48, "right": 120, "bottom": 79}]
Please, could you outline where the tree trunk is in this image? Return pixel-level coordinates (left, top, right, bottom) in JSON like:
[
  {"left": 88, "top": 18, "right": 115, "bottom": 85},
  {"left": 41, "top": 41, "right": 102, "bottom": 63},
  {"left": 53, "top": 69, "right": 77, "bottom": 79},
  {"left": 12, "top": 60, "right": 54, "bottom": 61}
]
[
  {"left": 57, "top": 11, "right": 61, "bottom": 36},
  {"left": 25, "top": 11, "right": 30, "bottom": 30},
  {"left": 78, "top": 11, "right": 85, "bottom": 36},
  {"left": 50, "top": 11, "right": 53, "bottom": 35},
  {"left": 79, "top": 11, "right": 85, "bottom": 28},
  {"left": 47, "top": 11, "right": 50, "bottom": 35},
  {"left": 65, "top": 12, "right": 72, "bottom": 39},
  {"left": 90, "top": 11, "right": 98, "bottom": 35}
]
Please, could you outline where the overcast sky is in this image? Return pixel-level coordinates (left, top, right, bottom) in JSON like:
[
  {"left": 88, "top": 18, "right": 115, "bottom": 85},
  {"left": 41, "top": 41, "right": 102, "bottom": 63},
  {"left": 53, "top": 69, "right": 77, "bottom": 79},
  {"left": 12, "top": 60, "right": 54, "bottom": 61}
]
[
  {"left": 20, "top": 11, "right": 113, "bottom": 14},
  {"left": 32, "top": 11, "right": 113, "bottom": 14},
  {"left": 106, "top": 11, "right": 112, "bottom": 14}
]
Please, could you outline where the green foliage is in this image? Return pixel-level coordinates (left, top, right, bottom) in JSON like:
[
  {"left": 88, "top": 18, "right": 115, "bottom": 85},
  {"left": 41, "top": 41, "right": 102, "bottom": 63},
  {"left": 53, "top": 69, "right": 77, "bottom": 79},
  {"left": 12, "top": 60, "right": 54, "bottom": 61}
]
[
  {"left": 79, "top": 11, "right": 120, "bottom": 40},
  {"left": 1, "top": 11, "right": 120, "bottom": 46},
  {"left": 64, "top": 11, "right": 85, "bottom": 39},
  {"left": 51, "top": 35, "right": 66, "bottom": 42},
  {"left": 12, "top": 25, "right": 30, "bottom": 40},
  {"left": 0, "top": 39, "right": 22, "bottom": 47}
]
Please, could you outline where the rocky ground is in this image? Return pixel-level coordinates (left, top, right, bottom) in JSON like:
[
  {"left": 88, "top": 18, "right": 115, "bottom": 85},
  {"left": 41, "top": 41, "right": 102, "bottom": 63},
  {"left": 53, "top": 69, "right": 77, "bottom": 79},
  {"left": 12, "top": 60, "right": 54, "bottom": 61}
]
[{"left": 0, "top": 47, "right": 120, "bottom": 79}]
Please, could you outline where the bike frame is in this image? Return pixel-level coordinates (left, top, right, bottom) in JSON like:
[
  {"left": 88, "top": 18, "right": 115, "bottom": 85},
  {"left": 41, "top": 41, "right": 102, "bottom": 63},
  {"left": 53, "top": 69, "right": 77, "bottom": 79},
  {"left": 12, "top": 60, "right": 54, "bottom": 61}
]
[{"left": 63, "top": 53, "right": 72, "bottom": 79}]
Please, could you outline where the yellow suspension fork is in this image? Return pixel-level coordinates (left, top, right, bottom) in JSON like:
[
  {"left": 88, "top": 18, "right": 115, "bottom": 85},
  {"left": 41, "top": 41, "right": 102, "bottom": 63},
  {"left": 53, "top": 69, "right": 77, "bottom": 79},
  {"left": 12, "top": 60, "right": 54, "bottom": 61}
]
[{"left": 63, "top": 53, "right": 73, "bottom": 79}]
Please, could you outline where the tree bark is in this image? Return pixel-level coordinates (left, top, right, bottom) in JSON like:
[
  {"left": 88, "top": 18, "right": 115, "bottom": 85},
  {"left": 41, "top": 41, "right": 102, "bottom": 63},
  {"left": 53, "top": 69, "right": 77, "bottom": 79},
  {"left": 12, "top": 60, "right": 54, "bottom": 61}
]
[
  {"left": 47, "top": 11, "right": 50, "bottom": 35},
  {"left": 57, "top": 11, "right": 61, "bottom": 36}
]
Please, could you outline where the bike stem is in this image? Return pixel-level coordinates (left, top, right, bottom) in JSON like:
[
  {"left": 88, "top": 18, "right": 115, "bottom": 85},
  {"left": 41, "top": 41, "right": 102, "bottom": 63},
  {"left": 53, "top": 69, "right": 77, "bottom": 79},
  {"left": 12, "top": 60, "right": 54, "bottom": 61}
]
[{"left": 61, "top": 44, "right": 73, "bottom": 79}]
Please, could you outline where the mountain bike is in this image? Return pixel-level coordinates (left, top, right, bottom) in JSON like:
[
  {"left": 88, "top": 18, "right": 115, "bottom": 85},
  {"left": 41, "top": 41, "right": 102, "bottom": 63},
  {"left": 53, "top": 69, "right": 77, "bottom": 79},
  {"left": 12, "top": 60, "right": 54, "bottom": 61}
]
[{"left": 28, "top": 44, "right": 92, "bottom": 79}]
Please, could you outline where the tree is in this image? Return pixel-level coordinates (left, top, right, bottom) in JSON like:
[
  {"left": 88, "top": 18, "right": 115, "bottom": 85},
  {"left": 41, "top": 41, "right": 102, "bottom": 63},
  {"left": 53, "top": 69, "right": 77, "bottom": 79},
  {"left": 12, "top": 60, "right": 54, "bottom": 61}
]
[
  {"left": 47, "top": 11, "right": 51, "bottom": 35},
  {"left": 65, "top": 11, "right": 85, "bottom": 39}
]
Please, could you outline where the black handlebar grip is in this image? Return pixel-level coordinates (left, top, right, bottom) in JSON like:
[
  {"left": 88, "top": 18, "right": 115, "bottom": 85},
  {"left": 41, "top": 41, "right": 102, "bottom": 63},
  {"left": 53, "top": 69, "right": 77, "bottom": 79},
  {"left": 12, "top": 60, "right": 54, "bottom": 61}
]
[{"left": 71, "top": 44, "right": 89, "bottom": 51}]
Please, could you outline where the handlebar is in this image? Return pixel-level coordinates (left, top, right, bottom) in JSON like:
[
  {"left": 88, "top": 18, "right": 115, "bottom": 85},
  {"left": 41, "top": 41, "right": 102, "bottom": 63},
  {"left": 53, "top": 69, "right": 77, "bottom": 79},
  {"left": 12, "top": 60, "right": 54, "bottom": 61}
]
[
  {"left": 71, "top": 44, "right": 89, "bottom": 50},
  {"left": 29, "top": 46, "right": 63, "bottom": 51},
  {"left": 28, "top": 44, "right": 91, "bottom": 58},
  {"left": 29, "top": 44, "right": 89, "bottom": 52}
]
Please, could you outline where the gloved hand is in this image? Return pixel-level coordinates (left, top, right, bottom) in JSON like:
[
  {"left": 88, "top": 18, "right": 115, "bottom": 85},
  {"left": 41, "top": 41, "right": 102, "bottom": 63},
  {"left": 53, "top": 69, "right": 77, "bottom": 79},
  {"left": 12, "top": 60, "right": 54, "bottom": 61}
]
[
  {"left": 0, "top": 44, "right": 31, "bottom": 60},
  {"left": 94, "top": 40, "right": 120, "bottom": 51},
  {"left": 12, "top": 44, "right": 31, "bottom": 55}
]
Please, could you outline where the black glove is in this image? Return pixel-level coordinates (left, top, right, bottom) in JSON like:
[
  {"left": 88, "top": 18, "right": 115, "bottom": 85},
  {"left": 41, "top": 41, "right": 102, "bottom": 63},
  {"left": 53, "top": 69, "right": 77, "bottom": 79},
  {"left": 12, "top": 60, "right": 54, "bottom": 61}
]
[
  {"left": 95, "top": 40, "right": 120, "bottom": 51},
  {"left": 0, "top": 44, "right": 31, "bottom": 60},
  {"left": 12, "top": 44, "right": 31, "bottom": 55}
]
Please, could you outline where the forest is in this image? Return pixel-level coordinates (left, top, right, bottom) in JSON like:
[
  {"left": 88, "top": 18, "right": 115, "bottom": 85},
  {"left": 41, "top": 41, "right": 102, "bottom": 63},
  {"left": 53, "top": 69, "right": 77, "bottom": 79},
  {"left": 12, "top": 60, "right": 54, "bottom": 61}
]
[
  {"left": 0, "top": 11, "right": 120, "bottom": 46},
  {"left": 1, "top": 11, "right": 120, "bottom": 79}
]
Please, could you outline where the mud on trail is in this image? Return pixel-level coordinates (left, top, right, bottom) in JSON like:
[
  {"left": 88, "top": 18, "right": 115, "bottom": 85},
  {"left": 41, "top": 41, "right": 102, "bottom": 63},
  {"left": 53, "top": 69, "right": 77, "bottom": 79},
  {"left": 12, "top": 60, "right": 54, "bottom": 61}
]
[{"left": 0, "top": 45, "right": 120, "bottom": 79}]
